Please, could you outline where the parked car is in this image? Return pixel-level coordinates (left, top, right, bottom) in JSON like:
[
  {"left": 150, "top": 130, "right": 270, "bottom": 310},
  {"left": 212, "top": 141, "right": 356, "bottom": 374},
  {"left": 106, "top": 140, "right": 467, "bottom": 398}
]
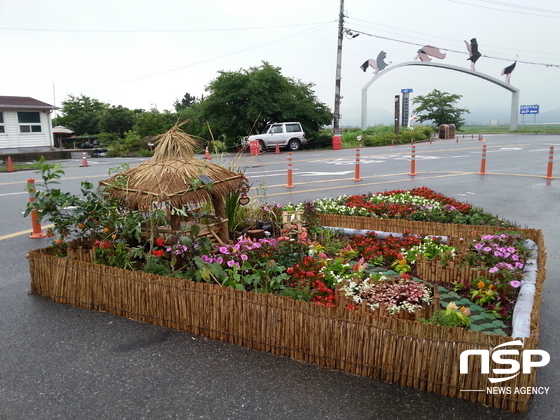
[
  {"left": 243, "top": 122, "right": 306, "bottom": 152},
  {"left": 92, "top": 148, "right": 108, "bottom": 157}
]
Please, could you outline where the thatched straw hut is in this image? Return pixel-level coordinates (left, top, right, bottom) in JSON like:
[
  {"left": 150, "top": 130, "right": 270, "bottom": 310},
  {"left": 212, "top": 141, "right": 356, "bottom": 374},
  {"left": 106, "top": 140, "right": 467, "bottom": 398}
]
[{"left": 99, "top": 123, "right": 245, "bottom": 242}]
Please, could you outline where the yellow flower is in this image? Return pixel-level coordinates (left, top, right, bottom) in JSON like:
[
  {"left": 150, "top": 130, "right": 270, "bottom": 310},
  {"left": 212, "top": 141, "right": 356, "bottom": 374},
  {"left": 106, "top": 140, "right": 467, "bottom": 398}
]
[
  {"left": 446, "top": 302, "right": 458, "bottom": 311},
  {"left": 477, "top": 280, "right": 486, "bottom": 289}
]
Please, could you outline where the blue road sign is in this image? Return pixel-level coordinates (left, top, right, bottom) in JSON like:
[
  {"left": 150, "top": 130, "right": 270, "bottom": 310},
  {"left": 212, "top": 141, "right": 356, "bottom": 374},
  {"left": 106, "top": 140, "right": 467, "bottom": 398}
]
[
  {"left": 401, "top": 88, "right": 413, "bottom": 93},
  {"left": 520, "top": 105, "right": 539, "bottom": 114}
]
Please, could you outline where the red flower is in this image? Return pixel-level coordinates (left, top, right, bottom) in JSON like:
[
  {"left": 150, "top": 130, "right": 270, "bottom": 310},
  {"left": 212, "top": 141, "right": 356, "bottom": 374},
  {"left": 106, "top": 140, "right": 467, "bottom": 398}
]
[
  {"left": 152, "top": 250, "right": 165, "bottom": 257},
  {"left": 286, "top": 267, "right": 294, "bottom": 274},
  {"left": 347, "top": 304, "right": 357, "bottom": 310},
  {"left": 155, "top": 237, "right": 165, "bottom": 247},
  {"left": 101, "top": 241, "right": 111, "bottom": 249}
]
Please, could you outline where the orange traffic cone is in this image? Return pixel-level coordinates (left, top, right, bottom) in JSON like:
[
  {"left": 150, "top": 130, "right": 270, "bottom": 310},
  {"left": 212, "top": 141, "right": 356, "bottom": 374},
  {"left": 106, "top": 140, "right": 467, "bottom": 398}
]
[
  {"left": 204, "top": 146, "right": 212, "bottom": 160},
  {"left": 7, "top": 156, "right": 15, "bottom": 172},
  {"left": 275, "top": 143, "right": 281, "bottom": 154},
  {"left": 80, "top": 152, "right": 90, "bottom": 167}
]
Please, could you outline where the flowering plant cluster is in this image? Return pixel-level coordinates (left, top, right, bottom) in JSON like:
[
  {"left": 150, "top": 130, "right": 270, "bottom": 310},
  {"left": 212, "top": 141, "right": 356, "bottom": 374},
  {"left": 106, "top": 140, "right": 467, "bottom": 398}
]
[
  {"left": 341, "top": 274, "right": 432, "bottom": 314},
  {"left": 282, "top": 187, "right": 511, "bottom": 226},
  {"left": 420, "top": 302, "right": 471, "bottom": 328},
  {"left": 319, "top": 248, "right": 368, "bottom": 288},
  {"left": 28, "top": 163, "right": 526, "bottom": 327},
  {"left": 203, "top": 237, "right": 277, "bottom": 269},
  {"left": 285, "top": 256, "right": 336, "bottom": 306},
  {"left": 348, "top": 232, "right": 423, "bottom": 266},
  {"left": 465, "top": 232, "right": 527, "bottom": 272},
  {"left": 391, "top": 253, "right": 411, "bottom": 275},
  {"left": 401, "top": 236, "right": 457, "bottom": 265},
  {"left": 151, "top": 237, "right": 166, "bottom": 257},
  {"left": 385, "top": 187, "right": 471, "bottom": 213},
  {"left": 92, "top": 235, "right": 134, "bottom": 270},
  {"left": 452, "top": 232, "right": 529, "bottom": 319}
]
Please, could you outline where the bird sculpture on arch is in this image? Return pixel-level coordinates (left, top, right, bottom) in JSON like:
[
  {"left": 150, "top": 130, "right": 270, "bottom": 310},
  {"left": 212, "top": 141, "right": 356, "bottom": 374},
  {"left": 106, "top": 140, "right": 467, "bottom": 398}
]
[
  {"left": 502, "top": 58, "right": 518, "bottom": 84},
  {"left": 465, "top": 38, "right": 482, "bottom": 71},
  {"left": 360, "top": 51, "right": 390, "bottom": 74},
  {"left": 413, "top": 45, "right": 446, "bottom": 62}
]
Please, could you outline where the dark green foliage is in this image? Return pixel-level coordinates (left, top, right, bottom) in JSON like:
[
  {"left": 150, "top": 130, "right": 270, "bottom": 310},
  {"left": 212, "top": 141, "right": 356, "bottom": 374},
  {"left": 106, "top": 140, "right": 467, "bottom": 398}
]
[
  {"left": 360, "top": 126, "right": 434, "bottom": 147},
  {"left": 99, "top": 105, "right": 138, "bottom": 138},
  {"left": 408, "top": 206, "right": 513, "bottom": 227},
  {"left": 201, "top": 61, "right": 333, "bottom": 147}
]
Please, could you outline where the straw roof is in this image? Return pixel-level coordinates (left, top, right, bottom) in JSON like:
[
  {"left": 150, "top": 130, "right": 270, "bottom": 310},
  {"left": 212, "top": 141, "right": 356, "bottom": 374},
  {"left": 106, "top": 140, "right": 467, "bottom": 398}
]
[{"left": 99, "top": 123, "right": 245, "bottom": 210}]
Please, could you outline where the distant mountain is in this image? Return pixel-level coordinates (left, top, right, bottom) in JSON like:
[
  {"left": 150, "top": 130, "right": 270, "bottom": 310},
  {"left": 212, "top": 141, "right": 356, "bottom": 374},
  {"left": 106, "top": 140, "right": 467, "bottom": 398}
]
[
  {"left": 367, "top": 107, "right": 394, "bottom": 126},
  {"left": 343, "top": 106, "right": 560, "bottom": 129},
  {"left": 465, "top": 106, "right": 560, "bottom": 126},
  {"left": 538, "top": 108, "right": 560, "bottom": 124}
]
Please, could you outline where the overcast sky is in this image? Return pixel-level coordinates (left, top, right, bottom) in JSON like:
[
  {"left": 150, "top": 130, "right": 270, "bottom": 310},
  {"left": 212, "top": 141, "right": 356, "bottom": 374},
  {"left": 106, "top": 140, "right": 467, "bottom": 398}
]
[{"left": 2, "top": 0, "right": 559, "bottom": 127}]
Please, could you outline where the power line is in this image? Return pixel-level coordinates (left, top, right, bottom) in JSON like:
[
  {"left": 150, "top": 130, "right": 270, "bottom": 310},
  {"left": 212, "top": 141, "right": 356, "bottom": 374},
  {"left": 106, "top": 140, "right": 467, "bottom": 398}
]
[
  {"left": 345, "top": 27, "right": 560, "bottom": 68},
  {"left": 475, "top": 0, "right": 560, "bottom": 14},
  {"left": 445, "top": 0, "right": 560, "bottom": 19},
  {"left": 0, "top": 22, "right": 332, "bottom": 34},
  {"left": 347, "top": 17, "right": 560, "bottom": 59},
  {"left": 86, "top": 22, "right": 334, "bottom": 93}
]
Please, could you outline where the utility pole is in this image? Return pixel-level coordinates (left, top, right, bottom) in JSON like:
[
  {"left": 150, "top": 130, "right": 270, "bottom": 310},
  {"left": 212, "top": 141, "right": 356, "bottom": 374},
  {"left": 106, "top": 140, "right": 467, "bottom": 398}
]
[{"left": 333, "top": 0, "right": 344, "bottom": 131}]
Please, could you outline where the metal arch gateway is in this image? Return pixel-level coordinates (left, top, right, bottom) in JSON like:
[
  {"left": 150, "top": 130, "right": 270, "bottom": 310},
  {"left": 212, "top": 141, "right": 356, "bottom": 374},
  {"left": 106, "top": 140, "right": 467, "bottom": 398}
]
[{"left": 361, "top": 61, "right": 520, "bottom": 131}]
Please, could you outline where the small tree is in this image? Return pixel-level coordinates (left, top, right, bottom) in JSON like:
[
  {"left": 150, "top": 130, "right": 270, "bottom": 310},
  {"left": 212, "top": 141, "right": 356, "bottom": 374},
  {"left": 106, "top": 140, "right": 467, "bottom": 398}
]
[{"left": 412, "top": 89, "right": 470, "bottom": 130}]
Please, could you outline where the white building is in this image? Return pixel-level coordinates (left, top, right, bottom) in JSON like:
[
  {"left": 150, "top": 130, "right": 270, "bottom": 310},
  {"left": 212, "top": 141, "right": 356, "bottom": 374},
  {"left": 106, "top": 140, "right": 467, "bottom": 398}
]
[{"left": 0, "top": 96, "right": 57, "bottom": 151}]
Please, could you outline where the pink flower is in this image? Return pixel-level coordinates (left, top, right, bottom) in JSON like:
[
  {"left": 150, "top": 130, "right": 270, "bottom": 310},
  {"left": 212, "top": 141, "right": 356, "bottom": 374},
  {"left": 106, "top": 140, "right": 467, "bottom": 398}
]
[{"left": 510, "top": 280, "right": 521, "bottom": 288}]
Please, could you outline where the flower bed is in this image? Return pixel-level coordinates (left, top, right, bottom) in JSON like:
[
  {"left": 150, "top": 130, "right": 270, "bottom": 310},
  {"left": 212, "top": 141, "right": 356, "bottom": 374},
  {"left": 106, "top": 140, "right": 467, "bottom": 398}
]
[
  {"left": 27, "top": 216, "right": 546, "bottom": 412},
  {"left": 24, "top": 164, "right": 546, "bottom": 412}
]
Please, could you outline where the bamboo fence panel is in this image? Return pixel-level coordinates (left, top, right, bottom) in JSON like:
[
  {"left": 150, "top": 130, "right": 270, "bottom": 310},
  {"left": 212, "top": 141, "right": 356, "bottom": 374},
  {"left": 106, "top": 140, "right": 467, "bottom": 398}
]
[{"left": 26, "top": 217, "right": 546, "bottom": 412}]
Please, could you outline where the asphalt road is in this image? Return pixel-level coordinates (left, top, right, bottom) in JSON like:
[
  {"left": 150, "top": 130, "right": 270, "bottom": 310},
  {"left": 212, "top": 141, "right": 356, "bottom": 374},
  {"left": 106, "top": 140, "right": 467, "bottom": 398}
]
[{"left": 1, "top": 134, "right": 559, "bottom": 419}]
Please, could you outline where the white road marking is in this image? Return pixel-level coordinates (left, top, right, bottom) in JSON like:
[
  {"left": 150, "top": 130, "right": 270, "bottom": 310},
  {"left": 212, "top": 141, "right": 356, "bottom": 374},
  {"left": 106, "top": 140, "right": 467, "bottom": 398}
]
[
  {"left": 299, "top": 171, "right": 354, "bottom": 176},
  {"left": 0, "top": 192, "right": 27, "bottom": 197}
]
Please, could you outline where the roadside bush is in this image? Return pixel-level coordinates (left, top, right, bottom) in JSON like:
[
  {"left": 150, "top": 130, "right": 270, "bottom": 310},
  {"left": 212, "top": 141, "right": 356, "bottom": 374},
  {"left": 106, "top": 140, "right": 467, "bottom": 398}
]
[
  {"left": 107, "top": 130, "right": 146, "bottom": 157},
  {"left": 306, "top": 133, "right": 332, "bottom": 149}
]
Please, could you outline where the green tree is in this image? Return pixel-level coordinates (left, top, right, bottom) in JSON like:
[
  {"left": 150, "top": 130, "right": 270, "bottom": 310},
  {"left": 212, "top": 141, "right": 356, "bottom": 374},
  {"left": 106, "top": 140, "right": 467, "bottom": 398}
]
[
  {"left": 201, "top": 61, "right": 333, "bottom": 147},
  {"left": 173, "top": 93, "right": 203, "bottom": 112},
  {"left": 99, "top": 105, "right": 140, "bottom": 138},
  {"left": 412, "top": 89, "right": 470, "bottom": 130},
  {"left": 53, "top": 94, "right": 108, "bottom": 135},
  {"left": 132, "top": 109, "right": 178, "bottom": 138}
]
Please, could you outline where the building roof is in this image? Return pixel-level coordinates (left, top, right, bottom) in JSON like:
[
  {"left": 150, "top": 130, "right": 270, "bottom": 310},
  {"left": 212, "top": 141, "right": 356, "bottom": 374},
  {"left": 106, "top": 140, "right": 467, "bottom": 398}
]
[{"left": 0, "top": 96, "right": 57, "bottom": 110}]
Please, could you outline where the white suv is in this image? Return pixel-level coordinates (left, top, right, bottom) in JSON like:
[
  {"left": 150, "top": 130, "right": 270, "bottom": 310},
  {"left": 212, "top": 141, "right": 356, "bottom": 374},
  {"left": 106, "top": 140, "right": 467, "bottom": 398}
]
[{"left": 243, "top": 122, "right": 306, "bottom": 152}]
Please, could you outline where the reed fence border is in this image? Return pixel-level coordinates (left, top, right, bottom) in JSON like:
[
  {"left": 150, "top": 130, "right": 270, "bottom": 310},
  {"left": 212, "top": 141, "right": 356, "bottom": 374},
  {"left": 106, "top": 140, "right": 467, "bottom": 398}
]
[{"left": 27, "top": 215, "right": 547, "bottom": 412}]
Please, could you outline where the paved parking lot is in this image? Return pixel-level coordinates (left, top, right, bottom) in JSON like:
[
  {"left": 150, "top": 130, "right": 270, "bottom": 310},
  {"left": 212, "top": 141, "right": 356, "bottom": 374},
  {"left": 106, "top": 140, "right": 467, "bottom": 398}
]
[{"left": 1, "top": 135, "right": 559, "bottom": 419}]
